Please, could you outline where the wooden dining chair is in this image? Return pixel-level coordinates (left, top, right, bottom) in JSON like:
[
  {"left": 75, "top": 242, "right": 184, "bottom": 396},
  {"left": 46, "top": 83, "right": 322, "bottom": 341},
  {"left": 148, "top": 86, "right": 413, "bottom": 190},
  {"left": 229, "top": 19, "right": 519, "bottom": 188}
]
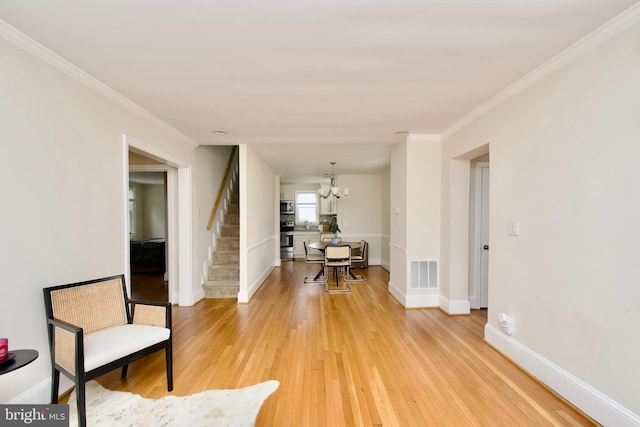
[
  {"left": 303, "top": 241, "right": 325, "bottom": 283},
  {"left": 323, "top": 245, "right": 351, "bottom": 293},
  {"left": 349, "top": 240, "right": 367, "bottom": 282}
]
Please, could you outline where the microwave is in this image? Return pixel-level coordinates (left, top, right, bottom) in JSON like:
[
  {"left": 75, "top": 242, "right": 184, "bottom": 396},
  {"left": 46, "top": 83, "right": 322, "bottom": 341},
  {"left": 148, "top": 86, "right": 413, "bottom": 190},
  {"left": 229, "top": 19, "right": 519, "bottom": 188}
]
[{"left": 280, "top": 200, "right": 294, "bottom": 213}]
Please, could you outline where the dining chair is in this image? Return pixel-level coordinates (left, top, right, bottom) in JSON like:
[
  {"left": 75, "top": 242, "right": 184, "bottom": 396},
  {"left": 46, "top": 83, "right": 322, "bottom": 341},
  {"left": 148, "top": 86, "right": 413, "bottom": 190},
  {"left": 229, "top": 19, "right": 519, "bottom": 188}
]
[
  {"left": 303, "top": 241, "right": 325, "bottom": 283},
  {"left": 323, "top": 245, "right": 351, "bottom": 293},
  {"left": 349, "top": 240, "right": 367, "bottom": 282}
]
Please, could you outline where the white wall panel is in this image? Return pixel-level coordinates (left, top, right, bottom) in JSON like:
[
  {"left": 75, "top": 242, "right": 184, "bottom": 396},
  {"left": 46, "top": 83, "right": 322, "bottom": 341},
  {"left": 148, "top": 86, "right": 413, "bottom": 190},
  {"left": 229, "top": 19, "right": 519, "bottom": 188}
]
[{"left": 442, "top": 18, "right": 640, "bottom": 423}]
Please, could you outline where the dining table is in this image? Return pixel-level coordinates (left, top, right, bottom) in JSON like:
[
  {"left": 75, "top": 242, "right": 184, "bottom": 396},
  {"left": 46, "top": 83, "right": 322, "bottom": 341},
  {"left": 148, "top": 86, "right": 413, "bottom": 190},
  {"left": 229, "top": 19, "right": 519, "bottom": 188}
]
[{"left": 307, "top": 241, "right": 361, "bottom": 281}]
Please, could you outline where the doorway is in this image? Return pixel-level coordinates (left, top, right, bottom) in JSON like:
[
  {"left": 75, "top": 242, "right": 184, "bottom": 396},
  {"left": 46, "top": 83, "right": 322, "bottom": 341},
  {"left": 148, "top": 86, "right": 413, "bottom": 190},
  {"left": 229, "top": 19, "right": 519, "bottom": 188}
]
[
  {"left": 128, "top": 170, "right": 168, "bottom": 301},
  {"left": 470, "top": 158, "right": 490, "bottom": 309},
  {"left": 124, "top": 134, "right": 194, "bottom": 306}
]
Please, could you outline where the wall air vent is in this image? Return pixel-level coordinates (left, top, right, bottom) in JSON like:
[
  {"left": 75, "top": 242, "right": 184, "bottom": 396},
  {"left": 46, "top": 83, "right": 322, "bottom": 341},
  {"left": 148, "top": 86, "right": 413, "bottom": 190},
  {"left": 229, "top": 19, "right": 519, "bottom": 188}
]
[{"left": 409, "top": 260, "right": 438, "bottom": 289}]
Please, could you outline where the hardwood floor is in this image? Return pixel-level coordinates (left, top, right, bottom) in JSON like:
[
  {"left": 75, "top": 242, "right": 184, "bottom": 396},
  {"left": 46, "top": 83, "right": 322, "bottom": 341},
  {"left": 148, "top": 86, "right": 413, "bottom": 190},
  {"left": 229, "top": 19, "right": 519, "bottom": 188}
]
[
  {"left": 130, "top": 273, "right": 168, "bottom": 302},
  {"left": 96, "top": 262, "right": 595, "bottom": 426}
]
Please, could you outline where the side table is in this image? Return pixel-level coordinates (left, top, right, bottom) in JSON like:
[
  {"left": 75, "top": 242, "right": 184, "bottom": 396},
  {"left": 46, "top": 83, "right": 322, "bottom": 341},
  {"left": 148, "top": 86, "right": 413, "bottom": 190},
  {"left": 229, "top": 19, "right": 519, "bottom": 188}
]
[{"left": 0, "top": 349, "right": 38, "bottom": 376}]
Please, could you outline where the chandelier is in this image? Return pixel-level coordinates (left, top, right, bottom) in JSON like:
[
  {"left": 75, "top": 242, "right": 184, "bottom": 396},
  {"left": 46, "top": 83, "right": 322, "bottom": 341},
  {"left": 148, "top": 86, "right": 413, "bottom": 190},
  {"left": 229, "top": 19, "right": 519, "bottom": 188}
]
[{"left": 319, "top": 162, "right": 349, "bottom": 199}]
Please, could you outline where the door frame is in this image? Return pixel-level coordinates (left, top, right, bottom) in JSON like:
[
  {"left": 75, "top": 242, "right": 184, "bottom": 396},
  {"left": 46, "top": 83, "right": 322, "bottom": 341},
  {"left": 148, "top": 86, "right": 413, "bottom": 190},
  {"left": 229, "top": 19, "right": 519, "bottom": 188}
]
[{"left": 123, "top": 135, "right": 193, "bottom": 305}]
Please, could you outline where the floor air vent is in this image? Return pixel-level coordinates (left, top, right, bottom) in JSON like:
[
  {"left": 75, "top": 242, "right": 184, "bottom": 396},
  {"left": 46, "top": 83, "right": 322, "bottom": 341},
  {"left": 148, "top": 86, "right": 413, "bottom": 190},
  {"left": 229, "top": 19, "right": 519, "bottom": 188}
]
[{"left": 409, "top": 260, "right": 438, "bottom": 289}]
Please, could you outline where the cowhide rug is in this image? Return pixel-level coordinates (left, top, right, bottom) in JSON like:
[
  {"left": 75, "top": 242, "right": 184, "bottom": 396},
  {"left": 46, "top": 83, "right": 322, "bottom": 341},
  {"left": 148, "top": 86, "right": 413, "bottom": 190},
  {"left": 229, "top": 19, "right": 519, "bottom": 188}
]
[{"left": 68, "top": 380, "right": 279, "bottom": 426}]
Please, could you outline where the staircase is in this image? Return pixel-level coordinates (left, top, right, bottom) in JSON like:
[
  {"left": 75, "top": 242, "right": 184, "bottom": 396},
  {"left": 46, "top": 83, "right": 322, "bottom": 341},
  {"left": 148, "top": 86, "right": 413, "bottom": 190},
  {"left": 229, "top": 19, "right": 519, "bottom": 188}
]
[{"left": 203, "top": 185, "right": 240, "bottom": 298}]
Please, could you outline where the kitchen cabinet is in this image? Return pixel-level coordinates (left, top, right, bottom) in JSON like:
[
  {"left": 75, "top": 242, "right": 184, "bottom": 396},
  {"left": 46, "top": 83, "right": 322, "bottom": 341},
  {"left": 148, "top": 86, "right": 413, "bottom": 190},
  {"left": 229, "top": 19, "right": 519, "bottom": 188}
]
[
  {"left": 280, "top": 183, "right": 294, "bottom": 201},
  {"left": 294, "top": 231, "right": 321, "bottom": 258},
  {"left": 293, "top": 233, "right": 306, "bottom": 258},
  {"left": 319, "top": 188, "right": 337, "bottom": 214}
]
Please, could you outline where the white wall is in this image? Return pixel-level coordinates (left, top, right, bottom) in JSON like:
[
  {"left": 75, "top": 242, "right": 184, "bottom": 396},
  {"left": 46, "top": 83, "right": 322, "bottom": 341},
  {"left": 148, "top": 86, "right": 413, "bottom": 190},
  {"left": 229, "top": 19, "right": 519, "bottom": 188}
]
[
  {"left": 334, "top": 174, "right": 384, "bottom": 265},
  {"left": 128, "top": 181, "right": 166, "bottom": 238},
  {"left": 142, "top": 183, "right": 166, "bottom": 238},
  {"left": 442, "top": 18, "right": 640, "bottom": 424},
  {"left": 389, "top": 140, "right": 408, "bottom": 303},
  {"left": 239, "top": 145, "right": 278, "bottom": 302},
  {"left": 389, "top": 136, "right": 442, "bottom": 308},
  {"left": 129, "top": 181, "right": 145, "bottom": 238},
  {"left": 406, "top": 136, "right": 441, "bottom": 258},
  {"left": 0, "top": 35, "right": 195, "bottom": 403},
  {"left": 380, "top": 167, "right": 391, "bottom": 270}
]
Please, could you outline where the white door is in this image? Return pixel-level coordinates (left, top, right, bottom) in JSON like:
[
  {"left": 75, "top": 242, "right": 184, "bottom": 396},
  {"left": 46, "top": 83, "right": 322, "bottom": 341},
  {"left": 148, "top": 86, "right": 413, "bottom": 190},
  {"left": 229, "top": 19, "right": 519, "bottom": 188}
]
[{"left": 479, "top": 164, "right": 490, "bottom": 308}]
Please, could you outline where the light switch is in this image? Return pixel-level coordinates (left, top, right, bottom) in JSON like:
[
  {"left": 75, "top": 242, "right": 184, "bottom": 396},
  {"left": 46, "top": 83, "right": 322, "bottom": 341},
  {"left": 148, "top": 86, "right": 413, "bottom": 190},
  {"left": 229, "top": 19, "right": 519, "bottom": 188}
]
[{"left": 508, "top": 221, "right": 519, "bottom": 236}]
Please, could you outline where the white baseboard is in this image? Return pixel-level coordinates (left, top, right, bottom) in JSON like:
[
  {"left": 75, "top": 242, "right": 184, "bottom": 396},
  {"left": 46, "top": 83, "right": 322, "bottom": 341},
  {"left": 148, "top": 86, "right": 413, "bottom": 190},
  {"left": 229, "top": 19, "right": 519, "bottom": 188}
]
[
  {"left": 8, "top": 377, "right": 50, "bottom": 404},
  {"left": 405, "top": 294, "right": 439, "bottom": 308},
  {"left": 388, "top": 280, "right": 406, "bottom": 306},
  {"left": 439, "top": 296, "right": 470, "bottom": 315},
  {"left": 239, "top": 265, "right": 274, "bottom": 303},
  {"left": 485, "top": 324, "right": 640, "bottom": 427},
  {"left": 171, "top": 290, "right": 180, "bottom": 305},
  {"left": 192, "top": 288, "right": 204, "bottom": 304},
  {"left": 468, "top": 295, "right": 479, "bottom": 310},
  {"left": 387, "top": 281, "right": 439, "bottom": 308}
]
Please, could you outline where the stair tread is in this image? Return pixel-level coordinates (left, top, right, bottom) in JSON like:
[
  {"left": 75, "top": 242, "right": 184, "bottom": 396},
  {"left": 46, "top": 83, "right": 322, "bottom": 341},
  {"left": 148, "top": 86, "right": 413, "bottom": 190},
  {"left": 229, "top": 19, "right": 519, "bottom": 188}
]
[
  {"left": 205, "top": 178, "right": 240, "bottom": 298},
  {"left": 203, "top": 280, "right": 239, "bottom": 298},
  {"left": 204, "top": 280, "right": 239, "bottom": 285}
]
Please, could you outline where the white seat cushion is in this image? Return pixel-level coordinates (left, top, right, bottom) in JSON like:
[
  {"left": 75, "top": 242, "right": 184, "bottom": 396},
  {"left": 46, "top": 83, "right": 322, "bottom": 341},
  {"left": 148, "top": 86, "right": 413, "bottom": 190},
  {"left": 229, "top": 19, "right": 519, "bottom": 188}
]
[{"left": 83, "top": 324, "right": 170, "bottom": 372}]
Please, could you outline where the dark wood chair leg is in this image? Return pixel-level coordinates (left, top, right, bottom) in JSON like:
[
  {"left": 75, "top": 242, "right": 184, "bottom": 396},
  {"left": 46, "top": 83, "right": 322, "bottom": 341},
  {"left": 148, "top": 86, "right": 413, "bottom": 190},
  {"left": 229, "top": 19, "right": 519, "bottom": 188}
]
[
  {"left": 166, "top": 344, "right": 173, "bottom": 391},
  {"left": 76, "top": 381, "right": 86, "bottom": 427},
  {"left": 121, "top": 364, "right": 128, "bottom": 378},
  {"left": 50, "top": 369, "right": 60, "bottom": 403}
]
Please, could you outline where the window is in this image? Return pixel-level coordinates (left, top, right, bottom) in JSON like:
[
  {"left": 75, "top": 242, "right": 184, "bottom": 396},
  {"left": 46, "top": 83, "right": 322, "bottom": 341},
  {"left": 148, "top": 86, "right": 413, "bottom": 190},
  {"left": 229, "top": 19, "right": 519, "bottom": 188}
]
[
  {"left": 128, "top": 188, "right": 137, "bottom": 234},
  {"left": 296, "top": 191, "right": 318, "bottom": 224}
]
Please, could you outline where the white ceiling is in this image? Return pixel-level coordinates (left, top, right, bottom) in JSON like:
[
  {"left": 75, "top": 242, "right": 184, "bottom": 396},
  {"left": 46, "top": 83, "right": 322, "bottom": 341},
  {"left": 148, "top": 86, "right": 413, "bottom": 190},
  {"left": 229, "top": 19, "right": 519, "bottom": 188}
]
[{"left": 1, "top": 0, "right": 637, "bottom": 178}]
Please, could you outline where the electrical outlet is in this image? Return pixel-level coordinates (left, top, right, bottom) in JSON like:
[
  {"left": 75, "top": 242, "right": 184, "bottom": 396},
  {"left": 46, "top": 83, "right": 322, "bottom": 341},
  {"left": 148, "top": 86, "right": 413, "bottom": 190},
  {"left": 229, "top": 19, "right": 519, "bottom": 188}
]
[
  {"left": 508, "top": 221, "right": 519, "bottom": 236},
  {"left": 498, "top": 313, "right": 514, "bottom": 335}
]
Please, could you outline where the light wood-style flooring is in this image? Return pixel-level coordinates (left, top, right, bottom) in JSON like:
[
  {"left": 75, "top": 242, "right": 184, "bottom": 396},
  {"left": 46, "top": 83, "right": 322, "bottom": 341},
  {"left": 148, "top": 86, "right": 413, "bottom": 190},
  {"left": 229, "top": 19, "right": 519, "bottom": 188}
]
[
  {"left": 130, "top": 273, "right": 168, "bottom": 302},
  {"left": 96, "top": 262, "right": 594, "bottom": 426}
]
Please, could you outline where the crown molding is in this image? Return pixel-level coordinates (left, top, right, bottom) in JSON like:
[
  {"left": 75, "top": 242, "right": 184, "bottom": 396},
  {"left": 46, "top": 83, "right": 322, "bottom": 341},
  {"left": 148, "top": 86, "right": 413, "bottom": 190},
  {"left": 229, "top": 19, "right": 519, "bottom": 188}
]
[
  {"left": 407, "top": 133, "right": 441, "bottom": 143},
  {"left": 441, "top": 2, "right": 640, "bottom": 140},
  {"left": 0, "top": 19, "right": 198, "bottom": 148}
]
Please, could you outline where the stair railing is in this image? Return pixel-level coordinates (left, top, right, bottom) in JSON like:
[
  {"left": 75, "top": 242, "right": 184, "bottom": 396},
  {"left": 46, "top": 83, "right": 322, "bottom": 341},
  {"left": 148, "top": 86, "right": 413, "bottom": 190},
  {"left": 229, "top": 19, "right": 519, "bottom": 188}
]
[{"left": 207, "top": 146, "right": 238, "bottom": 230}]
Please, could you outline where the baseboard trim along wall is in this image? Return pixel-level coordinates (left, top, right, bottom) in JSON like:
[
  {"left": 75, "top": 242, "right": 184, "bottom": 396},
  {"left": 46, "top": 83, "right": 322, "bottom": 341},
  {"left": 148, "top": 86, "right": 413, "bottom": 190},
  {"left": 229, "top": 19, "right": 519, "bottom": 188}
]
[
  {"left": 439, "top": 296, "right": 471, "bottom": 315},
  {"left": 387, "top": 280, "right": 404, "bottom": 304},
  {"left": 388, "top": 280, "right": 439, "bottom": 308},
  {"left": 8, "top": 378, "right": 50, "bottom": 404},
  {"left": 192, "top": 288, "right": 204, "bottom": 303},
  {"left": 240, "top": 265, "right": 274, "bottom": 303},
  {"left": 484, "top": 324, "right": 640, "bottom": 427},
  {"left": 405, "top": 293, "right": 439, "bottom": 309}
]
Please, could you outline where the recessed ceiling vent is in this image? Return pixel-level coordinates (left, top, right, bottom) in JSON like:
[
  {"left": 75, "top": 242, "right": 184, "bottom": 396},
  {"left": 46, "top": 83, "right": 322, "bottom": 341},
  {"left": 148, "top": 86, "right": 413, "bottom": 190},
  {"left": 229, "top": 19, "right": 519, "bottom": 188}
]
[{"left": 409, "top": 260, "right": 438, "bottom": 289}]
